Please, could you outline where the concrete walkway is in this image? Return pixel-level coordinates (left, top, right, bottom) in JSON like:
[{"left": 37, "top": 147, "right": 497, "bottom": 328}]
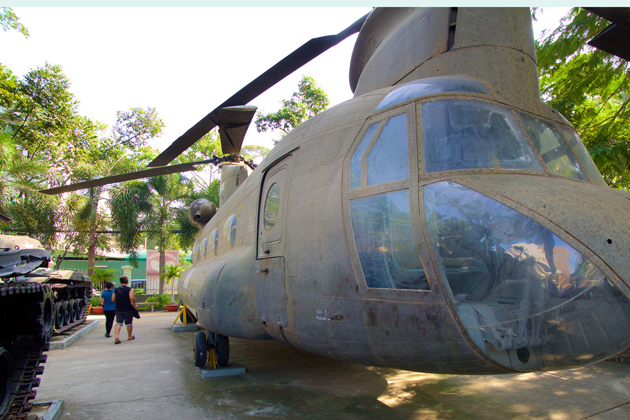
[{"left": 37, "top": 312, "right": 630, "bottom": 420}]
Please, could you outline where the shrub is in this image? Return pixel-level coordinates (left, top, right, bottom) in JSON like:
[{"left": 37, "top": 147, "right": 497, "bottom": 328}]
[
  {"left": 90, "top": 296, "right": 101, "bottom": 307},
  {"left": 146, "top": 294, "right": 171, "bottom": 309}
]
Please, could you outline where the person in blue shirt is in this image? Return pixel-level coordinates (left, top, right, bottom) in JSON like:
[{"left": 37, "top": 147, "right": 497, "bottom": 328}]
[{"left": 100, "top": 282, "right": 116, "bottom": 338}]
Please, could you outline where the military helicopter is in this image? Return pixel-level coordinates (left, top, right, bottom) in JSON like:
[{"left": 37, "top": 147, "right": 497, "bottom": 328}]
[{"left": 43, "top": 7, "right": 630, "bottom": 375}]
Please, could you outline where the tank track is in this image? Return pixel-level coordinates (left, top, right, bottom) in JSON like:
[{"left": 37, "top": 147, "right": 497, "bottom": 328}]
[
  {"left": 0, "top": 283, "right": 53, "bottom": 420},
  {"left": 48, "top": 283, "right": 91, "bottom": 334},
  {"left": 53, "top": 295, "right": 91, "bottom": 335}
]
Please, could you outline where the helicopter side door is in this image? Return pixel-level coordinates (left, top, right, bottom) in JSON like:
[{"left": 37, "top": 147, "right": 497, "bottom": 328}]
[{"left": 255, "top": 155, "right": 293, "bottom": 331}]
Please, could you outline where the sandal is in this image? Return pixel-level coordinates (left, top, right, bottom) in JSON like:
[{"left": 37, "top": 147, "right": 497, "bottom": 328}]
[
  {"left": 115, "top": 340, "right": 121, "bottom": 345},
  {"left": 128, "top": 336, "right": 135, "bottom": 341}
]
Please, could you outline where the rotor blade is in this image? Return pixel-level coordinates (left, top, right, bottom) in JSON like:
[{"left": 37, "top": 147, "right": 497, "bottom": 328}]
[
  {"left": 588, "top": 24, "right": 630, "bottom": 61},
  {"left": 216, "top": 106, "right": 258, "bottom": 155},
  {"left": 584, "top": 7, "right": 630, "bottom": 27},
  {"left": 40, "top": 159, "right": 215, "bottom": 195},
  {"left": 148, "top": 12, "right": 370, "bottom": 168},
  {"left": 585, "top": 8, "right": 630, "bottom": 61}
]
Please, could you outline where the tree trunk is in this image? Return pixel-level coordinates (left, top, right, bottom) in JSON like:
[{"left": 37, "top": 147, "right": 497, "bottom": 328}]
[
  {"left": 87, "top": 190, "right": 100, "bottom": 277},
  {"left": 158, "top": 248, "right": 165, "bottom": 294},
  {"left": 54, "top": 246, "right": 69, "bottom": 270}
]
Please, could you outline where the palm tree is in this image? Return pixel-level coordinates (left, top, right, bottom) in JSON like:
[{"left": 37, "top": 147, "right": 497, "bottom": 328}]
[
  {"left": 88, "top": 266, "right": 116, "bottom": 290},
  {"left": 43, "top": 107, "right": 164, "bottom": 276},
  {"left": 69, "top": 146, "right": 152, "bottom": 277},
  {"left": 110, "top": 173, "right": 191, "bottom": 294},
  {"left": 160, "top": 263, "right": 186, "bottom": 304}
]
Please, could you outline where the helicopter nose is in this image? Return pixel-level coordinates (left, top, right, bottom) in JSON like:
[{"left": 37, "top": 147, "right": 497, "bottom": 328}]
[
  {"left": 457, "top": 174, "right": 630, "bottom": 288},
  {"left": 423, "top": 175, "right": 630, "bottom": 372}
]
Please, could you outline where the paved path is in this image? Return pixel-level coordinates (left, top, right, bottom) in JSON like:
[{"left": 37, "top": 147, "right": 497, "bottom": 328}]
[{"left": 36, "top": 312, "right": 630, "bottom": 420}]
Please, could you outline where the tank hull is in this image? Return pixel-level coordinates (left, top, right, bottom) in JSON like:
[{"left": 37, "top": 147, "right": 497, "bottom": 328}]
[{"left": 0, "top": 235, "right": 92, "bottom": 419}]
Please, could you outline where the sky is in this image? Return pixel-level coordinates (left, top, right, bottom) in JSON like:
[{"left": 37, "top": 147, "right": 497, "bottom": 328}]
[{"left": 2, "top": 7, "right": 571, "bottom": 153}]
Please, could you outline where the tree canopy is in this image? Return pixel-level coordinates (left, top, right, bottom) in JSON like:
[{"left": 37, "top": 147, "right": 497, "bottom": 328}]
[
  {"left": 0, "top": 9, "right": 298, "bottom": 273},
  {"left": 255, "top": 75, "right": 330, "bottom": 144},
  {"left": 241, "top": 144, "right": 271, "bottom": 161},
  {"left": 0, "top": 7, "right": 28, "bottom": 38},
  {"left": 110, "top": 173, "right": 192, "bottom": 294},
  {"left": 0, "top": 58, "right": 171, "bottom": 267},
  {"left": 1, "top": 62, "right": 90, "bottom": 245},
  {"left": 537, "top": 8, "right": 630, "bottom": 188}
]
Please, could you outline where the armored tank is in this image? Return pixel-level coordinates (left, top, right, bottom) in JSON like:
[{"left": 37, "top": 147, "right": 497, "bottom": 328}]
[
  {"left": 25, "top": 268, "right": 92, "bottom": 333},
  {"left": 0, "top": 235, "right": 91, "bottom": 420}
]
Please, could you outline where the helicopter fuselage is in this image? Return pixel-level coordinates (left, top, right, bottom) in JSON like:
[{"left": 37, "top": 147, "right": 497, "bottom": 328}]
[
  {"left": 178, "top": 7, "right": 630, "bottom": 374},
  {"left": 179, "top": 77, "right": 630, "bottom": 374}
]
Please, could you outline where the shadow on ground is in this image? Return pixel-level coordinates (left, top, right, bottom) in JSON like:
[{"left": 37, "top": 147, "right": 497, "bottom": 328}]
[{"left": 36, "top": 313, "right": 630, "bottom": 420}]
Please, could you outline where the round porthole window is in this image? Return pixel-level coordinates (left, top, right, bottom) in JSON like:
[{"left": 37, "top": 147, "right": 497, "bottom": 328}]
[
  {"left": 223, "top": 214, "right": 237, "bottom": 249},
  {"left": 211, "top": 229, "right": 219, "bottom": 255},
  {"left": 264, "top": 183, "right": 280, "bottom": 232}
]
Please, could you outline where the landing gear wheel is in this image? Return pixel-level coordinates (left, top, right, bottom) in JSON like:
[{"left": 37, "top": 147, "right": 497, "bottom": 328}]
[
  {"left": 194, "top": 331, "right": 207, "bottom": 368},
  {"left": 0, "top": 348, "right": 13, "bottom": 418},
  {"left": 54, "top": 302, "right": 64, "bottom": 329},
  {"left": 216, "top": 334, "right": 229, "bottom": 367}
]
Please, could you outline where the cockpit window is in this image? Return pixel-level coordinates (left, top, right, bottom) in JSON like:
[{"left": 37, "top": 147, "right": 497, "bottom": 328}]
[
  {"left": 557, "top": 125, "right": 607, "bottom": 186},
  {"left": 350, "top": 114, "right": 409, "bottom": 189},
  {"left": 423, "top": 100, "right": 545, "bottom": 173},
  {"left": 350, "top": 123, "right": 379, "bottom": 190},
  {"left": 366, "top": 113, "right": 408, "bottom": 185},
  {"left": 350, "top": 190, "right": 429, "bottom": 290},
  {"left": 424, "top": 180, "right": 630, "bottom": 370},
  {"left": 376, "top": 77, "right": 489, "bottom": 112},
  {"left": 518, "top": 113, "right": 588, "bottom": 181}
]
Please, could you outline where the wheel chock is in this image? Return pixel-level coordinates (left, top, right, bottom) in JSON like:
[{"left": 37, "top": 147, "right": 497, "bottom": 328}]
[{"left": 171, "top": 303, "right": 198, "bottom": 332}]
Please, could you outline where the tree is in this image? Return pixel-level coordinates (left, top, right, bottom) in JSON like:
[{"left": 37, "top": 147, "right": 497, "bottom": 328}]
[
  {"left": 175, "top": 130, "right": 222, "bottom": 164},
  {"left": 0, "top": 7, "right": 28, "bottom": 38},
  {"left": 174, "top": 178, "right": 220, "bottom": 252},
  {"left": 108, "top": 107, "right": 164, "bottom": 152},
  {"left": 51, "top": 192, "right": 95, "bottom": 269},
  {"left": 172, "top": 130, "right": 223, "bottom": 252},
  {"left": 107, "top": 180, "right": 152, "bottom": 264},
  {"left": 9, "top": 64, "right": 80, "bottom": 165},
  {"left": 241, "top": 145, "right": 271, "bottom": 162},
  {"left": 160, "top": 263, "right": 186, "bottom": 304},
  {"left": 0, "top": 60, "right": 165, "bottom": 273},
  {"left": 255, "top": 75, "right": 330, "bottom": 144},
  {"left": 88, "top": 266, "right": 116, "bottom": 290},
  {"left": 1, "top": 63, "right": 86, "bottom": 242},
  {"left": 110, "top": 173, "right": 192, "bottom": 294},
  {"left": 536, "top": 8, "right": 630, "bottom": 188},
  {"left": 65, "top": 108, "right": 163, "bottom": 276},
  {"left": 2, "top": 187, "right": 58, "bottom": 246}
]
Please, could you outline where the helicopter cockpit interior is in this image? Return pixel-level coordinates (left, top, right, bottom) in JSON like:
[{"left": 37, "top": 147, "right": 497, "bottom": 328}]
[{"left": 346, "top": 76, "right": 630, "bottom": 371}]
